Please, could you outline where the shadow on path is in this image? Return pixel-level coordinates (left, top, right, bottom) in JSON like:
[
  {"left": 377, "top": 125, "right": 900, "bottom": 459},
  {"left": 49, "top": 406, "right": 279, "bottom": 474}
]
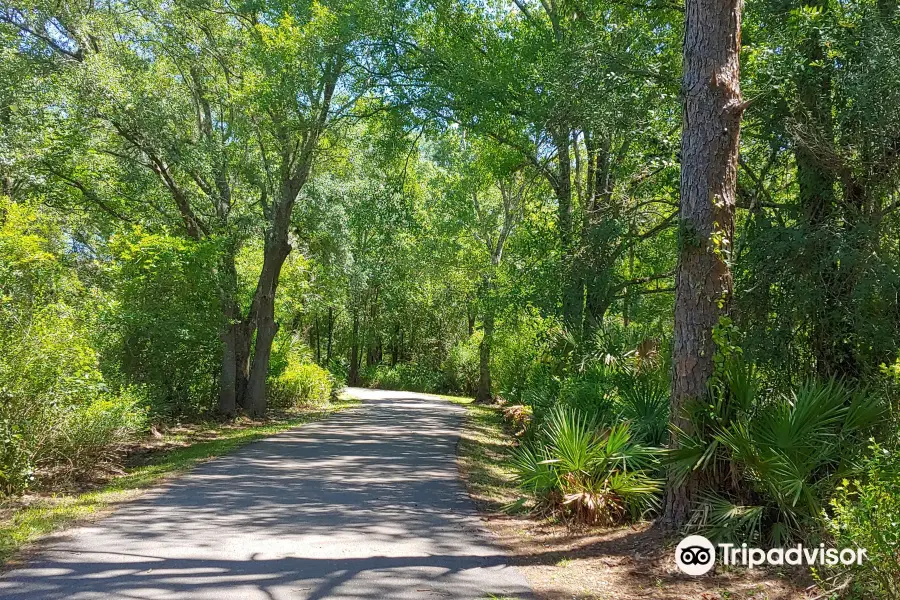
[{"left": 0, "top": 389, "right": 533, "bottom": 600}]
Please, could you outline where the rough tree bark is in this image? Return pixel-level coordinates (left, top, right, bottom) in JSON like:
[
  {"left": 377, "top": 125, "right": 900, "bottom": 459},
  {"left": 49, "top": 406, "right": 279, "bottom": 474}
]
[
  {"left": 218, "top": 325, "right": 238, "bottom": 417},
  {"left": 217, "top": 246, "right": 242, "bottom": 417},
  {"left": 664, "top": 0, "right": 744, "bottom": 527},
  {"left": 244, "top": 193, "right": 295, "bottom": 418}
]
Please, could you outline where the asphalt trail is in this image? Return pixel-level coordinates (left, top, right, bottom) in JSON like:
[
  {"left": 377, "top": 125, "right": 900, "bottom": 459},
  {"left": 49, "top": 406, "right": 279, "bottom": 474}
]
[{"left": 0, "top": 388, "right": 532, "bottom": 600}]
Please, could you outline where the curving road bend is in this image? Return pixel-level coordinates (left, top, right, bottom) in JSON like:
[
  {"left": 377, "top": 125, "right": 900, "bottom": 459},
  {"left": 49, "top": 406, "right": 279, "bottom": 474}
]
[{"left": 0, "top": 388, "right": 532, "bottom": 600}]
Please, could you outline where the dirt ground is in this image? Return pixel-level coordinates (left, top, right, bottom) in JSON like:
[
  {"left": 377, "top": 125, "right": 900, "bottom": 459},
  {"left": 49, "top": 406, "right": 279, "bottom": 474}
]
[{"left": 481, "top": 516, "right": 813, "bottom": 600}]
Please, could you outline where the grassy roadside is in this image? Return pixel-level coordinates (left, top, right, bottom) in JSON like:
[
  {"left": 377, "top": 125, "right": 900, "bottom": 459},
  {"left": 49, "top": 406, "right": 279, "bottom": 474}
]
[
  {"left": 0, "top": 397, "right": 359, "bottom": 566},
  {"left": 439, "top": 395, "right": 521, "bottom": 511}
]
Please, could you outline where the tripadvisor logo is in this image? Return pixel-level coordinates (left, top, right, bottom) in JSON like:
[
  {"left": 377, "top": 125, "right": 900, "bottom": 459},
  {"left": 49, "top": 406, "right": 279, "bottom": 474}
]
[
  {"left": 675, "top": 535, "right": 868, "bottom": 576},
  {"left": 676, "top": 535, "right": 716, "bottom": 575}
]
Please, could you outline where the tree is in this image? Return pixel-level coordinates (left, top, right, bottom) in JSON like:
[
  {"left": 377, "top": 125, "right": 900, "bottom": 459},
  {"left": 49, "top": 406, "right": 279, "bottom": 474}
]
[
  {"left": 472, "top": 173, "right": 532, "bottom": 403},
  {"left": 397, "top": 0, "right": 681, "bottom": 336},
  {"left": 735, "top": 0, "right": 900, "bottom": 382},
  {"left": 431, "top": 135, "right": 535, "bottom": 403},
  {"left": 665, "top": 0, "right": 745, "bottom": 526},
  {"left": 1, "top": 0, "right": 401, "bottom": 417}
]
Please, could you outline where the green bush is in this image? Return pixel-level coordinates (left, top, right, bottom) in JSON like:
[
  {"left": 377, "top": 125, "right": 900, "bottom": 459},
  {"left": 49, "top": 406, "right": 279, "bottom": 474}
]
[
  {"left": 511, "top": 405, "right": 662, "bottom": 525},
  {"left": 492, "top": 312, "right": 555, "bottom": 403},
  {"left": 558, "top": 366, "right": 616, "bottom": 420},
  {"left": 442, "top": 332, "right": 481, "bottom": 395},
  {"left": 824, "top": 441, "right": 900, "bottom": 599},
  {"left": 369, "top": 363, "right": 443, "bottom": 393},
  {"left": 1, "top": 354, "right": 148, "bottom": 492},
  {"left": 38, "top": 392, "right": 148, "bottom": 479},
  {"left": 0, "top": 419, "right": 33, "bottom": 496},
  {"left": 269, "top": 358, "right": 334, "bottom": 408},
  {"left": 511, "top": 317, "right": 669, "bottom": 438},
  {"left": 104, "top": 229, "right": 223, "bottom": 420},
  {"left": 519, "top": 360, "right": 669, "bottom": 448},
  {"left": 671, "top": 361, "right": 885, "bottom": 544},
  {"left": 613, "top": 373, "right": 669, "bottom": 447},
  {"left": 0, "top": 199, "right": 148, "bottom": 494}
]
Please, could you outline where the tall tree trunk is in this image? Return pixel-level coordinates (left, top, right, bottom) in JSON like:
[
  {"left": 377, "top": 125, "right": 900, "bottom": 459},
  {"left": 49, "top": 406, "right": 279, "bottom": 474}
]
[
  {"left": 366, "top": 292, "right": 380, "bottom": 368},
  {"left": 795, "top": 0, "right": 834, "bottom": 227},
  {"left": 326, "top": 307, "right": 334, "bottom": 363},
  {"left": 244, "top": 199, "right": 294, "bottom": 418},
  {"left": 217, "top": 243, "right": 256, "bottom": 415},
  {"left": 314, "top": 313, "right": 321, "bottom": 364},
  {"left": 584, "top": 282, "right": 612, "bottom": 335},
  {"left": 220, "top": 318, "right": 255, "bottom": 413},
  {"left": 664, "top": 0, "right": 743, "bottom": 527},
  {"left": 234, "top": 319, "right": 253, "bottom": 408},
  {"left": 218, "top": 325, "right": 238, "bottom": 417},
  {"left": 391, "top": 323, "right": 401, "bottom": 366},
  {"left": 349, "top": 312, "right": 361, "bottom": 386},
  {"left": 475, "top": 311, "right": 495, "bottom": 404},
  {"left": 553, "top": 127, "right": 583, "bottom": 333}
]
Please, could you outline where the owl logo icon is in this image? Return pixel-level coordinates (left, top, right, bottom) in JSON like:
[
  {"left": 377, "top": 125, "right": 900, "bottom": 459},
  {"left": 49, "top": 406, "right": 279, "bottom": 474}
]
[{"left": 676, "top": 535, "right": 716, "bottom": 575}]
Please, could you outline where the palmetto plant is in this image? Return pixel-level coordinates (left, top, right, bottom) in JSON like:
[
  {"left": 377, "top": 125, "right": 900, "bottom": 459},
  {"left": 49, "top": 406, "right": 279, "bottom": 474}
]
[
  {"left": 671, "top": 360, "right": 886, "bottom": 544},
  {"left": 614, "top": 374, "right": 670, "bottom": 447},
  {"left": 511, "top": 405, "right": 662, "bottom": 525}
]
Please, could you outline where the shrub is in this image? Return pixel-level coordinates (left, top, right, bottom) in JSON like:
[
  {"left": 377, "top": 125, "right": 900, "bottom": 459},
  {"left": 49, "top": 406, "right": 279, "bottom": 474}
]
[
  {"left": 521, "top": 363, "right": 669, "bottom": 447},
  {"left": 37, "top": 392, "right": 148, "bottom": 480},
  {"left": 0, "top": 199, "right": 147, "bottom": 494},
  {"left": 582, "top": 319, "right": 667, "bottom": 377},
  {"left": 269, "top": 360, "right": 332, "bottom": 409},
  {"left": 672, "top": 360, "right": 886, "bottom": 544},
  {"left": 442, "top": 332, "right": 481, "bottom": 395},
  {"left": 558, "top": 366, "right": 616, "bottom": 419},
  {"left": 369, "top": 363, "right": 442, "bottom": 393},
  {"left": 513, "top": 317, "right": 669, "bottom": 437},
  {"left": 1, "top": 388, "right": 148, "bottom": 492},
  {"left": 511, "top": 405, "right": 662, "bottom": 525},
  {"left": 824, "top": 441, "right": 900, "bottom": 599},
  {"left": 105, "top": 229, "right": 223, "bottom": 420},
  {"left": 502, "top": 404, "right": 533, "bottom": 434},
  {"left": 493, "top": 311, "right": 555, "bottom": 403},
  {"left": 613, "top": 373, "right": 669, "bottom": 447},
  {"left": 2, "top": 388, "right": 149, "bottom": 490},
  {"left": 521, "top": 367, "right": 562, "bottom": 422},
  {"left": 0, "top": 419, "right": 33, "bottom": 496},
  {"left": 327, "top": 357, "right": 350, "bottom": 387}
]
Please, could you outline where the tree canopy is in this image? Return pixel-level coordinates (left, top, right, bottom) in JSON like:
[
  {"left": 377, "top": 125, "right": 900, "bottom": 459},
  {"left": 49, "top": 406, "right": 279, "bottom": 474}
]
[{"left": 3, "top": 0, "right": 900, "bottom": 592}]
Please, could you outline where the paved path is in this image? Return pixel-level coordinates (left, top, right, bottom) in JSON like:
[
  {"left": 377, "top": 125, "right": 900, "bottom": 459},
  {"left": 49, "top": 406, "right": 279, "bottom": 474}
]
[{"left": 0, "top": 389, "right": 532, "bottom": 600}]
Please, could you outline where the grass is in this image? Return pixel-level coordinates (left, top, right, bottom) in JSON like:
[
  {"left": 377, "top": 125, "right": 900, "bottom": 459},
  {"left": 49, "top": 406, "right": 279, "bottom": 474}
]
[
  {"left": 0, "top": 397, "right": 358, "bottom": 566},
  {"left": 439, "top": 394, "right": 522, "bottom": 511}
]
